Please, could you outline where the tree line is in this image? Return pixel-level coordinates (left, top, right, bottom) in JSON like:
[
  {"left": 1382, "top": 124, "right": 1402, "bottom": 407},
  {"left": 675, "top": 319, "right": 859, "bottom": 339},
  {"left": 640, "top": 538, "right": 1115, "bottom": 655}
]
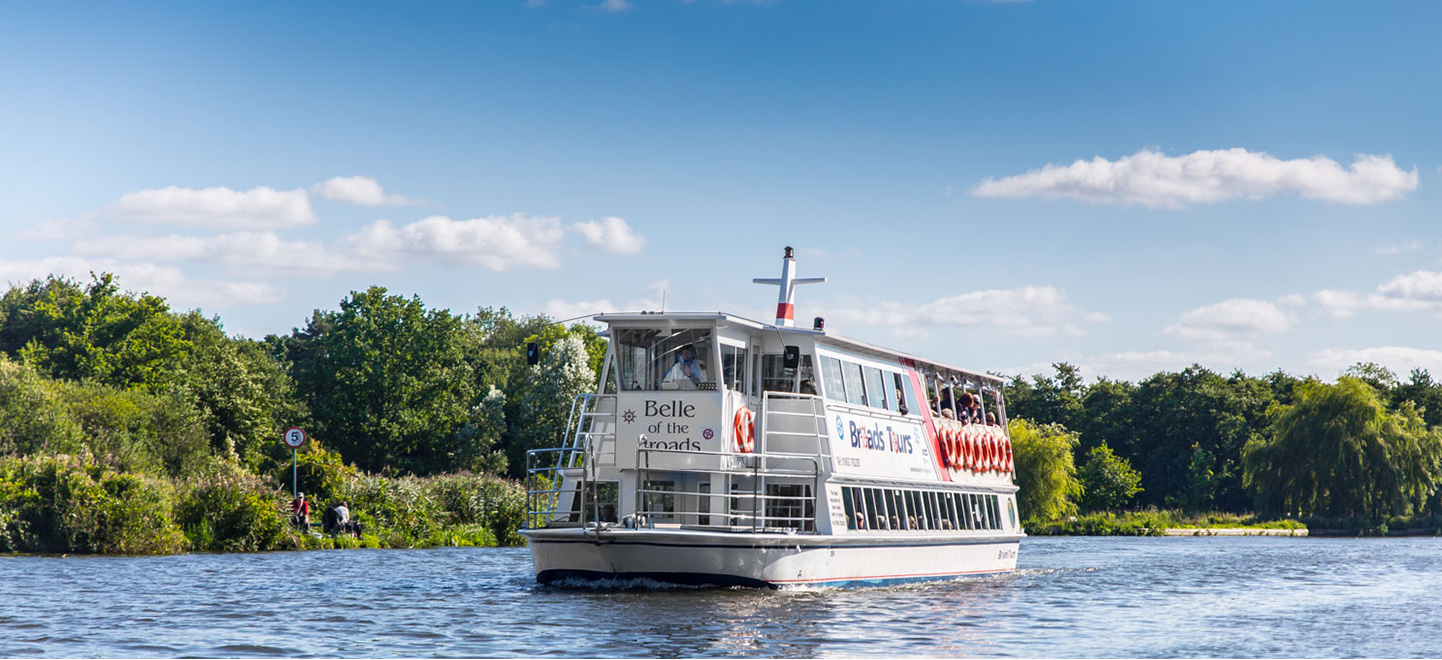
[
  {"left": 0, "top": 273, "right": 597, "bottom": 552},
  {"left": 1006, "top": 362, "right": 1442, "bottom": 524}
]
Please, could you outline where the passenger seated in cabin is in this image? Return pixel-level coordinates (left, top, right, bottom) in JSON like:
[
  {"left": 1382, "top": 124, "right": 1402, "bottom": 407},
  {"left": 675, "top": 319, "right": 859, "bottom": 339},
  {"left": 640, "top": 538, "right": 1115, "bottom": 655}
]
[
  {"left": 855, "top": 512, "right": 868, "bottom": 530},
  {"left": 662, "top": 345, "right": 707, "bottom": 389},
  {"left": 907, "top": 515, "right": 918, "bottom": 530},
  {"left": 799, "top": 380, "right": 817, "bottom": 395}
]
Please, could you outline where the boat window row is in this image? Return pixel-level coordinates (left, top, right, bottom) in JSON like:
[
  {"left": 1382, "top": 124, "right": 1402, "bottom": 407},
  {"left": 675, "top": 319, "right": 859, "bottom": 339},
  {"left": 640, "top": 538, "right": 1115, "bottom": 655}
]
[
  {"left": 820, "top": 356, "right": 920, "bottom": 416},
  {"left": 840, "top": 486, "right": 1003, "bottom": 532}
]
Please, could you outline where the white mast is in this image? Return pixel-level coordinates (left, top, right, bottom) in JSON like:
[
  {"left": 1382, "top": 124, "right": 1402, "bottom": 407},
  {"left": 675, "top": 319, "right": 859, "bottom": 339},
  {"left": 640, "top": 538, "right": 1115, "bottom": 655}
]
[{"left": 753, "top": 246, "right": 827, "bottom": 327}]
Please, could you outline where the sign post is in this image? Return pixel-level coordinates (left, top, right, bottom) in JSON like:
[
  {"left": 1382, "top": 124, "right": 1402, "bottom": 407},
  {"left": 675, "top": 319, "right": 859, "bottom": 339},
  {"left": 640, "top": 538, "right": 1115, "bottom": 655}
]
[{"left": 282, "top": 427, "right": 308, "bottom": 497}]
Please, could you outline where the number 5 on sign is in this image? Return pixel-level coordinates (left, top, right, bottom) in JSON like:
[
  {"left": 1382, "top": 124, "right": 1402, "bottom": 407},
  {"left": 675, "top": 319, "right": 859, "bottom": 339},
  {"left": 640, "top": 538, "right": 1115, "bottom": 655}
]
[{"left": 283, "top": 427, "right": 307, "bottom": 449}]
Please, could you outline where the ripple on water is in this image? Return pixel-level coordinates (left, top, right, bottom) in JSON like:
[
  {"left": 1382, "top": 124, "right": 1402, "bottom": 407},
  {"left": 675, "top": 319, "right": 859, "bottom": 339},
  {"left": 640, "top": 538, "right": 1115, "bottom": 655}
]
[{"left": 6, "top": 540, "right": 1442, "bottom": 657}]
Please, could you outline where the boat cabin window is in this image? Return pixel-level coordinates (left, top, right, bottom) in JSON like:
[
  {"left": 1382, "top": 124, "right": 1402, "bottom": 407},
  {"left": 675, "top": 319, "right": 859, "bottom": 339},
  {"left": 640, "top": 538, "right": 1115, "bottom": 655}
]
[
  {"left": 842, "top": 361, "right": 866, "bottom": 406},
  {"left": 863, "top": 366, "right": 889, "bottom": 410},
  {"left": 840, "top": 486, "right": 1002, "bottom": 533},
  {"left": 615, "top": 327, "right": 716, "bottom": 391},
  {"left": 721, "top": 343, "right": 749, "bottom": 392},
  {"left": 760, "top": 353, "right": 814, "bottom": 393}
]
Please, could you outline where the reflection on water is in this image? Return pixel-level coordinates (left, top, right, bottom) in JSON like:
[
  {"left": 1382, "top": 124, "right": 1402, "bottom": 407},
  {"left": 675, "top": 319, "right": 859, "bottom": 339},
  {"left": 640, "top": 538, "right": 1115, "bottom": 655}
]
[{"left": 3, "top": 537, "right": 1442, "bottom": 657}]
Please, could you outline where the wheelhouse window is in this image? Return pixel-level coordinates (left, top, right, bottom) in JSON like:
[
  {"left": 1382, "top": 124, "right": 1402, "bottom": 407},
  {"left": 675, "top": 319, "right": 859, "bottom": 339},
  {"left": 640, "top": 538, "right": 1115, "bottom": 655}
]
[
  {"left": 615, "top": 328, "right": 716, "bottom": 391},
  {"left": 721, "top": 343, "right": 748, "bottom": 393}
]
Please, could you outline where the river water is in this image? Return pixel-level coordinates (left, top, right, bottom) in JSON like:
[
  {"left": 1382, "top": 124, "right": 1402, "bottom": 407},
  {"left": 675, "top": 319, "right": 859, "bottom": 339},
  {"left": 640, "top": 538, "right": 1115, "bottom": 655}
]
[{"left": 1, "top": 536, "right": 1438, "bottom": 658}]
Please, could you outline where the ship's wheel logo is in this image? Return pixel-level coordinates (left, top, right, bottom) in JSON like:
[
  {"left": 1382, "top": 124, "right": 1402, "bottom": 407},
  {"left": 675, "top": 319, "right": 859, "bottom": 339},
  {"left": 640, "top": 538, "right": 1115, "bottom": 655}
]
[
  {"left": 835, "top": 416, "right": 845, "bottom": 439},
  {"left": 622, "top": 409, "right": 636, "bottom": 424},
  {"left": 702, "top": 428, "right": 714, "bottom": 440}
]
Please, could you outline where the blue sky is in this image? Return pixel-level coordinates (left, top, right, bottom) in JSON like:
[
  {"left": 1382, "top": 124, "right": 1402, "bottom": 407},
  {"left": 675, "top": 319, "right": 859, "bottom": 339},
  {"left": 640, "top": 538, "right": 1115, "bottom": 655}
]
[{"left": 3, "top": 0, "right": 1441, "bottom": 382}]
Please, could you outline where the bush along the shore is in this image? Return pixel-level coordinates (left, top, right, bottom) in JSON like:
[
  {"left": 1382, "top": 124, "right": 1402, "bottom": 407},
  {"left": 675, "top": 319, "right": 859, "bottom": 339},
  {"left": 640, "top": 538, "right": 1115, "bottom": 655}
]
[{"left": 0, "top": 451, "right": 528, "bottom": 555}]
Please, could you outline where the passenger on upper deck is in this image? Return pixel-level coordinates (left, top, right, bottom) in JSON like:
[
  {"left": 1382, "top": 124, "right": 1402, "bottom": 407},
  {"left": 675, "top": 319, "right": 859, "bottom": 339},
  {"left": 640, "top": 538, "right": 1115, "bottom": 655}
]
[
  {"left": 965, "top": 393, "right": 983, "bottom": 424},
  {"left": 957, "top": 392, "right": 975, "bottom": 423},
  {"left": 663, "top": 345, "right": 707, "bottom": 389}
]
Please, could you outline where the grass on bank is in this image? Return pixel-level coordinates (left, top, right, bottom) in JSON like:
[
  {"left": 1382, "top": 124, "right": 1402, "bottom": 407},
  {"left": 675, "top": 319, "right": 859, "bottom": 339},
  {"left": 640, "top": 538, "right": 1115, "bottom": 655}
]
[
  {"left": 1026, "top": 509, "right": 1306, "bottom": 536},
  {"left": 0, "top": 452, "right": 528, "bottom": 555}
]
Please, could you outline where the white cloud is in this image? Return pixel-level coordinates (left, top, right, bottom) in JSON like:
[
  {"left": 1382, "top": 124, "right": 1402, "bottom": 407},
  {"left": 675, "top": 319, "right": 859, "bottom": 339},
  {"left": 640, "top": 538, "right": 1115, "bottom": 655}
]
[
  {"left": 1313, "top": 270, "right": 1442, "bottom": 318},
  {"left": 1166, "top": 298, "right": 1291, "bottom": 341},
  {"left": 575, "top": 216, "right": 646, "bottom": 255},
  {"left": 309, "top": 176, "right": 416, "bottom": 206},
  {"left": 542, "top": 281, "right": 669, "bottom": 321},
  {"left": 0, "top": 257, "right": 281, "bottom": 308},
  {"left": 972, "top": 148, "right": 1418, "bottom": 208},
  {"left": 1375, "top": 270, "right": 1442, "bottom": 305},
  {"left": 818, "top": 285, "right": 1100, "bottom": 339},
  {"left": 346, "top": 214, "right": 566, "bottom": 271},
  {"left": 1313, "top": 289, "right": 1366, "bottom": 318},
  {"left": 73, "top": 232, "right": 375, "bottom": 276},
  {"left": 1374, "top": 239, "right": 1422, "bottom": 255},
  {"left": 103, "top": 185, "right": 315, "bottom": 230},
  {"left": 1309, "top": 346, "right": 1442, "bottom": 378}
]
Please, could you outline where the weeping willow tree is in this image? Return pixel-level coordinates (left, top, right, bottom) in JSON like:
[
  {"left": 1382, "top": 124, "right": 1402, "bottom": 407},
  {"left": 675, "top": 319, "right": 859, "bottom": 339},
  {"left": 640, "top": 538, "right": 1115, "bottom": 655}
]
[
  {"left": 1009, "top": 418, "right": 1082, "bottom": 523},
  {"left": 1243, "top": 377, "right": 1442, "bottom": 518}
]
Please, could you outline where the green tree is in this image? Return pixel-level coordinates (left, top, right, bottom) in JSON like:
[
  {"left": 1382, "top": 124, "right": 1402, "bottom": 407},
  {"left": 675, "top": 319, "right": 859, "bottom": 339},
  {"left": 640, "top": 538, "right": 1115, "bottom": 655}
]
[
  {"left": 1127, "top": 366, "right": 1273, "bottom": 512},
  {"left": 509, "top": 335, "right": 597, "bottom": 476},
  {"left": 288, "top": 287, "right": 476, "bottom": 475},
  {"left": 1006, "top": 363, "right": 1086, "bottom": 432},
  {"left": 1393, "top": 368, "right": 1442, "bottom": 430},
  {"left": 1009, "top": 418, "right": 1081, "bottom": 523},
  {"left": 0, "top": 274, "right": 192, "bottom": 391},
  {"left": 1077, "top": 443, "right": 1143, "bottom": 512},
  {"left": 1243, "top": 377, "right": 1442, "bottom": 518},
  {"left": 452, "top": 385, "right": 508, "bottom": 474}
]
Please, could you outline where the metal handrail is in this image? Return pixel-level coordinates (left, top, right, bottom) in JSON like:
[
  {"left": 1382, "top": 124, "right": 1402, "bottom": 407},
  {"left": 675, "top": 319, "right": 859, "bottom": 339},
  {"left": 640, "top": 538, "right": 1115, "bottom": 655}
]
[
  {"left": 636, "top": 446, "right": 821, "bottom": 533},
  {"left": 525, "top": 394, "right": 616, "bottom": 529}
]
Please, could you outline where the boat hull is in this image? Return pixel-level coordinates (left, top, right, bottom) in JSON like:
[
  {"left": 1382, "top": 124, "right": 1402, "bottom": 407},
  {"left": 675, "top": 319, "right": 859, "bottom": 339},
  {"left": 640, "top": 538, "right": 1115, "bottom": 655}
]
[{"left": 523, "top": 527, "right": 1022, "bottom": 588}]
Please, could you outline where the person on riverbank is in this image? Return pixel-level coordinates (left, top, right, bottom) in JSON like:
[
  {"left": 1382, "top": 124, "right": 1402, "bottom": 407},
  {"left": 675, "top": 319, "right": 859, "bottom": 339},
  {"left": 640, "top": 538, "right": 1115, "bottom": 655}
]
[{"left": 290, "top": 492, "right": 310, "bottom": 529}]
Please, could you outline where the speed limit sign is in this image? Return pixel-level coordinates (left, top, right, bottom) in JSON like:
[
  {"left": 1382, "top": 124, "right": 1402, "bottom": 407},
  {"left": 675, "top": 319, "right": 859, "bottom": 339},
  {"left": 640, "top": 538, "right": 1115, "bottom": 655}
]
[{"left": 282, "top": 427, "right": 307, "bottom": 449}]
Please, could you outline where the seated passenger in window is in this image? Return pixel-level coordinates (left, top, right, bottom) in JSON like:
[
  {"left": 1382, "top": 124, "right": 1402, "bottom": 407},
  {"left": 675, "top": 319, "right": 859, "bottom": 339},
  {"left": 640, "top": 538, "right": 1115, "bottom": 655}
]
[
  {"left": 799, "top": 379, "right": 817, "bottom": 395},
  {"left": 662, "top": 345, "right": 707, "bottom": 389}
]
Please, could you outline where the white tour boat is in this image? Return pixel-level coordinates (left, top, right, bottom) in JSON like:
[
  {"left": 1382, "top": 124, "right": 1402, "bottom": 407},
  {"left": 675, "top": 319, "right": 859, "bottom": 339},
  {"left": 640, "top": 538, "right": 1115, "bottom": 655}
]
[{"left": 522, "top": 247, "right": 1023, "bottom": 588}]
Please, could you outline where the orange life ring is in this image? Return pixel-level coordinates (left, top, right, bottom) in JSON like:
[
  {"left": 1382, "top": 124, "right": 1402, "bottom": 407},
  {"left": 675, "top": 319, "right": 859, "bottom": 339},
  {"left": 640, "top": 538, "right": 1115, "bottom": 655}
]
[
  {"left": 943, "top": 428, "right": 957, "bottom": 470},
  {"left": 962, "top": 428, "right": 976, "bottom": 472},
  {"left": 1005, "top": 440, "right": 1015, "bottom": 474},
  {"left": 734, "top": 408, "right": 755, "bottom": 453},
  {"left": 969, "top": 429, "right": 980, "bottom": 472},
  {"left": 982, "top": 430, "right": 996, "bottom": 472},
  {"left": 986, "top": 429, "right": 997, "bottom": 472},
  {"left": 934, "top": 426, "right": 945, "bottom": 469},
  {"left": 945, "top": 426, "right": 957, "bottom": 469}
]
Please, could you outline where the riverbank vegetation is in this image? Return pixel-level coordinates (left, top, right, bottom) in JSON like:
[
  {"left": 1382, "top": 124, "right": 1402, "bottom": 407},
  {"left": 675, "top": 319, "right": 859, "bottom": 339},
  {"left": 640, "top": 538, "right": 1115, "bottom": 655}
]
[
  {"left": 6, "top": 273, "right": 1442, "bottom": 549},
  {"left": 1008, "top": 363, "right": 1442, "bottom": 535},
  {"left": 0, "top": 274, "right": 581, "bottom": 554}
]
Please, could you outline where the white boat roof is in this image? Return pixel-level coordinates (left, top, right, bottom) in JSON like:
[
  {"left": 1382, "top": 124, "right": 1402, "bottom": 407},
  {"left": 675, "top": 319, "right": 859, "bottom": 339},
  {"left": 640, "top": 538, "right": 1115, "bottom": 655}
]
[{"left": 593, "top": 310, "right": 1004, "bottom": 387}]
